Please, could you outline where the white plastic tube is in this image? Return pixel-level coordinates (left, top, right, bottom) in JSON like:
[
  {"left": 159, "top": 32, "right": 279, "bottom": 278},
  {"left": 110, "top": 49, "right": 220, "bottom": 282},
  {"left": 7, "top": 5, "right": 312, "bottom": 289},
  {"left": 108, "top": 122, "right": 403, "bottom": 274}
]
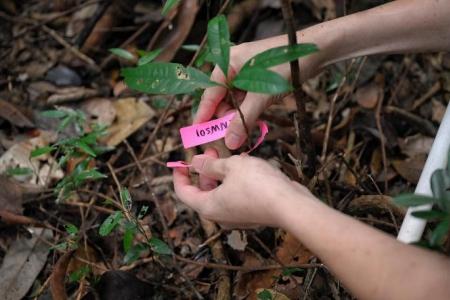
[{"left": 397, "top": 103, "right": 450, "bottom": 243}]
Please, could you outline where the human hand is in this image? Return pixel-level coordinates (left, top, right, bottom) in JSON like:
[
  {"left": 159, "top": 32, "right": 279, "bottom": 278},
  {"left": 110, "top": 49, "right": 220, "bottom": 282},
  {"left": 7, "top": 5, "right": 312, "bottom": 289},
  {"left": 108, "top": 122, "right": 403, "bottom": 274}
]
[
  {"left": 173, "top": 148, "right": 316, "bottom": 228},
  {"left": 194, "top": 36, "right": 325, "bottom": 150}
]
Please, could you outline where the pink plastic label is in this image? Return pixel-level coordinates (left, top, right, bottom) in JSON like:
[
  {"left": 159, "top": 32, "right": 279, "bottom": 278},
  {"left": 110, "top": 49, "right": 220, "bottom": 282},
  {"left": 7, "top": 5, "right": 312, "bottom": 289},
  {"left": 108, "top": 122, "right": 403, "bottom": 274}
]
[
  {"left": 166, "top": 113, "right": 269, "bottom": 168},
  {"left": 180, "top": 113, "right": 235, "bottom": 149}
]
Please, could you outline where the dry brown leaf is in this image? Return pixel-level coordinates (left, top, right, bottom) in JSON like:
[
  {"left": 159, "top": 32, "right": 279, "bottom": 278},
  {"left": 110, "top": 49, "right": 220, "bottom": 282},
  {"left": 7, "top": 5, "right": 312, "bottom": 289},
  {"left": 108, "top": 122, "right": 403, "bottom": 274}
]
[
  {"left": 398, "top": 134, "right": 434, "bottom": 158},
  {"left": 0, "top": 99, "right": 34, "bottom": 127},
  {"left": 0, "top": 228, "right": 52, "bottom": 300},
  {"left": 0, "top": 131, "right": 64, "bottom": 186},
  {"left": 392, "top": 154, "right": 427, "bottom": 184},
  {"left": 432, "top": 99, "right": 446, "bottom": 122},
  {"left": 226, "top": 230, "right": 248, "bottom": 251},
  {"left": 234, "top": 232, "right": 312, "bottom": 300},
  {"left": 349, "top": 195, "right": 406, "bottom": 217},
  {"left": 67, "top": 245, "right": 106, "bottom": 277},
  {"left": 255, "top": 289, "right": 290, "bottom": 300},
  {"left": 355, "top": 83, "right": 382, "bottom": 109},
  {"left": 0, "top": 175, "right": 24, "bottom": 214},
  {"left": 81, "top": 98, "right": 117, "bottom": 126},
  {"left": 50, "top": 251, "right": 72, "bottom": 300},
  {"left": 103, "top": 98, "right": 155, "bottom": 147}
]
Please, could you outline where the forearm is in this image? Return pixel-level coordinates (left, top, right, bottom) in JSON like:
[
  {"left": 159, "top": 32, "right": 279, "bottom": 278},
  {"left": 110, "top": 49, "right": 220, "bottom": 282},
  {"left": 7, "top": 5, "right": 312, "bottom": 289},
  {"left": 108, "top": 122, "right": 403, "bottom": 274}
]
[
  {"left": 275, "top": 187, "right": 450, "bottom": 299},
  {"left": 249, "top": 0, "right": 450, "bottom": 80}
]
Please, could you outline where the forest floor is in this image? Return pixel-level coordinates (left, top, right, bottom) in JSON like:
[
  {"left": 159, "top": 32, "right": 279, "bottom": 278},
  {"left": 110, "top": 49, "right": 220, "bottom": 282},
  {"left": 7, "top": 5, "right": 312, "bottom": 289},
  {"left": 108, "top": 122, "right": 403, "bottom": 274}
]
[{"left": 0, "top": 0, "right": 449, "bottom": 299}]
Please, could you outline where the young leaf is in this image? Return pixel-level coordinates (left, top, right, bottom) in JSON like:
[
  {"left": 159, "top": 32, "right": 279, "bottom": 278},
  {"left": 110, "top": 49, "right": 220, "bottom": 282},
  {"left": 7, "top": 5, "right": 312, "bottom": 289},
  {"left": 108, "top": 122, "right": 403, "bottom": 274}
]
[
  {"left": 41, "top": 110, "right": 67, "bottom": 119},
  {"left": 109, "top": 48, "right": 135, "bottom": 61},
  {"left": 243, "top": 43, "right": 318, "bottom": 70},
  {"left": 65, "top": 223, "right": 79, "bottom": 236},
  {"left": 124, "top": 243, "right": 148, "bottom": 264},
  {"left": 137, "top": 48, "right": 162, "bottom": 66},
  {"left": 122, "top": 63, "right": 217, "bottom": 95},
  {"left": 149, "top": 237, "right": 172, "bottom": 255},
  {"left": 69, "top": 266, "right": 90, "bottom": 283},
  {"left": 429, "top": 218, "right": 450, "bottom": 246},
  {"left": 393, "top": 194, "right": 436, "bottom": 207},
  {"left": 232, "top": 67, "right": 292, "bottom": 94},
  {"left": 161, "top": 0, "right": 180, "bottom": 16},
  {"left": 411, "top": 210, "right": 448, "bottom": 220},
  {"left": 73, "top": 140, "right": 96, "bottom": 157},
  {"left": 138, "top": 205, "right": 148, "bottom": 219},
  {"left": 123, "top": 221, "right": 137, "bottom": 253},
  {"left": 99, "top": 211, "right": 123, "bottom": 236},
  {"left": 257, "top": 289, "right": 273, "bottom": 300},
  {"left": 30, "top": 146, "right": 54, "bottom": 158},
  {"left": 76, "top": 169, "right": 107, "bottom": 182},
  {"left": 120, "top": 188, "right": 132, "bottom": 211},
  {"left": 6, "top": 167, "right": 32, "bottom": 177},
  {"left": 430, "top": 169, "right": 450, "bottom": 212},
  {"left": 206, "top": 15, "right": 230, "bottom": 77}
]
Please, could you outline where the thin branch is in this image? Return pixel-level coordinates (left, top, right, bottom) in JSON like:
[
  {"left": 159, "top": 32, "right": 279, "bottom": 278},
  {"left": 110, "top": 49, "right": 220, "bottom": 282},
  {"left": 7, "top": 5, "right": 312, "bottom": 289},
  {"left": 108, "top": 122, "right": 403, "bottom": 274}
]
[{"left": 280, "top": 0, "right": 316, "bottom": 176}]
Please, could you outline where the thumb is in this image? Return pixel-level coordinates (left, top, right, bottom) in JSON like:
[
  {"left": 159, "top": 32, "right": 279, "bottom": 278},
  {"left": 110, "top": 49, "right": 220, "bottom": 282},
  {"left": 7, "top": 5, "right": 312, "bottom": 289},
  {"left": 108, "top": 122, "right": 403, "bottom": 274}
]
[
  {"left": 225, "top": 92, "right": 270, "bottom": 150},
  {"left": 191, "top": 155, "right": 228, "bottom": 180}
]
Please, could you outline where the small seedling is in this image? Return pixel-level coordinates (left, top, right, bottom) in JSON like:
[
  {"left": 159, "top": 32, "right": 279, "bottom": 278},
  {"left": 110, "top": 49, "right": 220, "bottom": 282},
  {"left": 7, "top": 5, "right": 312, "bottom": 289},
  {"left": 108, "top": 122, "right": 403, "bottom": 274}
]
[{"left": 395, "top": 150, "right": 450, "bottom": 249}]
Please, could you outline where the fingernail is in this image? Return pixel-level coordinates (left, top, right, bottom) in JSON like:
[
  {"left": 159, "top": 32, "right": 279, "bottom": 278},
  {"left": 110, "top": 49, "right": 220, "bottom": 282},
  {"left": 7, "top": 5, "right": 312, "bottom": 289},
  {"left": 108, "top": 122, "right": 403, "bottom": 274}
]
[{"left": 226, "top": 132, "right": 242, "bottom": 149}]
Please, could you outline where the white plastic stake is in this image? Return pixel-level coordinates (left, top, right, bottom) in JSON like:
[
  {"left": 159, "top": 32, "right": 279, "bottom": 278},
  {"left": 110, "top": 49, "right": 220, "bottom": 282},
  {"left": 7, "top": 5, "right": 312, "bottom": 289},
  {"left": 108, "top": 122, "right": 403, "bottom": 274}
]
[{"left": 397, "top": 103, "right": 450, "bottom": 243}]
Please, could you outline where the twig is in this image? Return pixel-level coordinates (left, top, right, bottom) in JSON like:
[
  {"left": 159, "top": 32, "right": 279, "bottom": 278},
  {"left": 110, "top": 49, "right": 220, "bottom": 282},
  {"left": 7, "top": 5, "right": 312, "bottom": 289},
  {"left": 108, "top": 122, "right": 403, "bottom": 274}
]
[
  {"left": 75, "top": 0, "right": 111, "bottom": 47},
  {"left": 374, "top": 85, "right": 388, "bottom": 192},
  {"left": 385, "top": 105, "right": 437, "bottom": 136},
  {"left": 229, "top": 92, "right": 251, "bottom": 150},
  {"left": 41, "top": 25, "right": 99, "bottom": 70},
  {"left": 280, "top": 0, "right": 316, "bottom": 176},
  {"left": 175, "top": 255, "right": 324, "bottom": 273},
  {"left": 411, "top": 81, "right": 441, "bottom": 111}
]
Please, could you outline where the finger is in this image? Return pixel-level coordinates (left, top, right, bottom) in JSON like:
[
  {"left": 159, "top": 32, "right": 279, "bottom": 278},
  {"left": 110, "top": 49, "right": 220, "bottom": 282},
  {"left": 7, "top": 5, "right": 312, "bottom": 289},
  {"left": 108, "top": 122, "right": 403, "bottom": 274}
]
[
  {"left": 194, "top": 67, "right": 228, "bottom": 124},
  {"left": 199, "top": 148, "right": 219, "bottom": 191},
  {"left": 216, "top": 101, "right": 233, "bottom": 117},
  {"left": 173, "top": 168, "right": 209, "bottom": 211},
  {"left": 225, "top": 93, "right": 271, "bottom": 150},
  {"left": 191, "top": 155, "right": 228, "bottom": 180}
]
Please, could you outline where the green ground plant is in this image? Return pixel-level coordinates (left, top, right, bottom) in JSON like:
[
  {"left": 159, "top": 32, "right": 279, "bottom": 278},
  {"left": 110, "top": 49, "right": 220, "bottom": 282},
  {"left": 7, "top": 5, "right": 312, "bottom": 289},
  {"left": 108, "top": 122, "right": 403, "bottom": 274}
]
[{"left": 395, "top": 150, "right": 450, "bottom": 250}]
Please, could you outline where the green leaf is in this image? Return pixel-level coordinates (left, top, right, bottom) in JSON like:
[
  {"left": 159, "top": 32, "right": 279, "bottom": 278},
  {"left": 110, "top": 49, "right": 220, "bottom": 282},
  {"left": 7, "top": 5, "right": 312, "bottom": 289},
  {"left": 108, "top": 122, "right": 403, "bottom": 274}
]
[
  {"left": 151, "top": 98, "right": 168, "bottom": 109},
  {"left": 109, "top": 48, "right": 135, "bottom": 61},
  {"left": 257, "top": 289, "right": 273, "bottom": 300},
  {"left": 431, "top": 169, "right": 450, "bottom": 212},
  {"left": 30, "top": 146, "right": 54, "bottom": 158},
  {"left": 206, "top": 15, "right": 230, "bottom": 77},
  {"left": 99, "top": 211, "right": 123, "bottom": 236},
  {"left": 138, "top": 205, "right": 148, "bottom": 219},
  {"left": 122, "top": 63, "right": 217, "bottom": 95},
  {"left": 58, "top": 115, "right": 74, "bottom": 132},
  {"left": 120, "top": 188, "right": 132, "bottom": 211},
  {"left": 232, "top": 67, "right": 292, "bottom": 94},
  {"left": 181, "top": 44, "right": 200, "bottom": 52},
  {"left": 161, "top": 0, "right": 180, "bottom": 16},
  {"left": 393, "top": 194, "right": 436, "bottom": 207},
  {"left": 429, "top": 218, "right": 450, "bottom": 246},
  {"left": 75, "top": 169, "right": 107, "bottom": 182},
  {"left": 281, "top": 267, "right": 305, "bottom": 276},
  {"left": 6, "top": 167, "right": 32, "bottom": 177},
  {"left": 74, "top": 140, "right": 96, "bottom": 157},
  {"left": 137, "top": 48, "right": 162, "bottom": 66},
  {"left": 124, "top": 243, "right": 148, "bottom": 264},
  {"left": 65, "top": 223, "right": 79, "bottom": 236},
  {"left": 69, "top": 266, "right": 90, "bottom": 283},
  {"left": 149, "top": 237, "right": 172, "bottom": 255},
  {"left": 123, "top": 221, "right": 137, "bottom": 253},
  {"left": 40, "top": 110, "right": 67, "bottom": 119},
  {"left": 411, "top": 210, "right": 448, "bottom": 220},
  {"left": 243, "top": 43, "right": 318, "bottom": 70}
]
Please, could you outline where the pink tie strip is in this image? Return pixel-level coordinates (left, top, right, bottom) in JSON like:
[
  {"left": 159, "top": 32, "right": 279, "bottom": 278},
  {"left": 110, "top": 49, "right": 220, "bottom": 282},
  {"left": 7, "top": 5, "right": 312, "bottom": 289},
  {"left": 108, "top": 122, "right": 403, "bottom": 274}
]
[{"left": 167, "top": 113, "right": 269, "bottom": 168}]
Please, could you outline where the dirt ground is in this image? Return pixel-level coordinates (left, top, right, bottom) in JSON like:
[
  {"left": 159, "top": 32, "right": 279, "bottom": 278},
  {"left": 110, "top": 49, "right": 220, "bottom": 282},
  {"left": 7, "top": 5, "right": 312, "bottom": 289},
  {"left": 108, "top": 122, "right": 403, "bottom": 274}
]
[{"left": 0, "top": 0, "right": 449, "bottom": 299}]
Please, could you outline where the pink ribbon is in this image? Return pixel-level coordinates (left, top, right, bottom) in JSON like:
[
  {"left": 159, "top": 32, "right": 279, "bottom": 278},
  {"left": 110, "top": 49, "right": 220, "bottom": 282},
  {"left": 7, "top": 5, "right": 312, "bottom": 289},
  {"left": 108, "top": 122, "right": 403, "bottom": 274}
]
[{"left": 167, "top": 113, "right": 269, "bottom": 168}]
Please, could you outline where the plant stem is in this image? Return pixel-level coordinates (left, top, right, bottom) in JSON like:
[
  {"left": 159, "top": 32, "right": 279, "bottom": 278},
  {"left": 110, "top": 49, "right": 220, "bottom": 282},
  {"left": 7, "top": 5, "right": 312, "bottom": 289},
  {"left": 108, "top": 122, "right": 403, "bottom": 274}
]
[
  {"left": 229, "top": 91, "right": 251, "bottom": 150},
  {"left": 280, "top": 0, "right": 316, "bottom": 176}
]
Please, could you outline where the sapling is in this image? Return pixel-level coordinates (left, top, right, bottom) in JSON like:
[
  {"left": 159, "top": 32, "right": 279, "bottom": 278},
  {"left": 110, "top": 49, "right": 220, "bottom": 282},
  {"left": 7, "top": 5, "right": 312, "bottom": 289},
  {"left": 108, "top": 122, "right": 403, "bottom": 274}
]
[{"left": 120, "top": 14, "right": 319, "bottom": 146}]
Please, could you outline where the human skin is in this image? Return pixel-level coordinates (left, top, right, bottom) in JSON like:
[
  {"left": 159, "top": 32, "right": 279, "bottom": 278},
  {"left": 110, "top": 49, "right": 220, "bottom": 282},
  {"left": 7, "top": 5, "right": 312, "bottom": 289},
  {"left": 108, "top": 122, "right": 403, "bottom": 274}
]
[
  {"left": 195, "top": 0, "right": 450, "bottom": 150},
  {"left": 175, "top": 1, "right": 450, "bottom": 299}
]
